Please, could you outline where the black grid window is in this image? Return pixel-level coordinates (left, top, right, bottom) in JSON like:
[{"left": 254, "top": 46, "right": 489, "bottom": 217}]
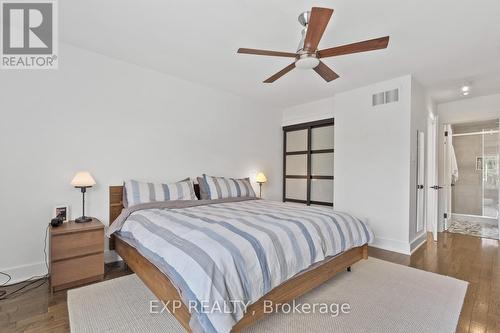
[{"left": 283, "top": 118, "right": 334, "bottom": 206}]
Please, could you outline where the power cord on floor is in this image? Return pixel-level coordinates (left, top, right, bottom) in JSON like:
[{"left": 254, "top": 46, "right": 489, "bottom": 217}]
[{"left": 0, "top": 224, "right": 50, "bottom": 301}]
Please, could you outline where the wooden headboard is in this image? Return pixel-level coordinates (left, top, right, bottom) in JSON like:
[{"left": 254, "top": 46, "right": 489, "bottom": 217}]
[
  {"left": 109, "top": 186, "right": 125, "bottom": 223},
  {"left": 109, "top": 186, "right": 124, "bottom": 250}
]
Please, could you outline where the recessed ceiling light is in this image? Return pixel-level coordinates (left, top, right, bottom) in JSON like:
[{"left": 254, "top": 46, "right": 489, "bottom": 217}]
[{"left": 460, "top": 84, "right": 471, "bottom": 96}]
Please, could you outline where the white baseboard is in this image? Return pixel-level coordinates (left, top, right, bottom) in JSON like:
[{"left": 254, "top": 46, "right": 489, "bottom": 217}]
[
  {"left": 370, "top": 237, "right": 411, "bottom": 255},
  {"left": 1, "top": 250, "right": 120, "bottom": 286},
  {"left": 0, "top": 261, "right": 48, "bottom": 285},
  {"left": 410, "top": 233, "right": 428, "bottom": 254}
]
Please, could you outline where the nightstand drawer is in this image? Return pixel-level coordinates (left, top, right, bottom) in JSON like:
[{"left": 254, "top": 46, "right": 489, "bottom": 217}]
[
  {"left": 51, "top": 252, "right": 104, "bottom": 287},
  {"left": 51, "top": 229, "right": 104, "bottom": 261}
]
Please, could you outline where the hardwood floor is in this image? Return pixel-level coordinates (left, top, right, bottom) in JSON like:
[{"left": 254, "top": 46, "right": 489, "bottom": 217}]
[
  {"left": 0, "top": 232, "right": 498, "bottom": 332},
  {"left": 0, "top": 262, "right": 132, "bottom": 333}
]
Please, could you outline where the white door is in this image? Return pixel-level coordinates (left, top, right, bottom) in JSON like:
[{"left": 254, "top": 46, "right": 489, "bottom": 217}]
[
  {"left": 426, "top": 115, "right": 439, "bottom": 241},
  {"left": 442, "top": 124, "right": 453, "bottom": 231},
  {"left": 417, "top": 131, "right": 426, "bottom": 234}
]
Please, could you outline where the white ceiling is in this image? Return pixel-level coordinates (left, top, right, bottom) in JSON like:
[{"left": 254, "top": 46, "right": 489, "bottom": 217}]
[{"left": 61, "top": 0, "right": 500, "bottom": 108}]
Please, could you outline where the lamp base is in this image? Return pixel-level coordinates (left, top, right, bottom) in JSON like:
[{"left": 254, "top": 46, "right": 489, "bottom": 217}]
[{"left": 75, "top": 216, "right": 92, "bottom": 223}]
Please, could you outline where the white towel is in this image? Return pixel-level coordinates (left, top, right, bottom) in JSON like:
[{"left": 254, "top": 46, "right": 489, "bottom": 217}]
[{"left": 451, "top": 144, "right": 459, "bottom": 182}]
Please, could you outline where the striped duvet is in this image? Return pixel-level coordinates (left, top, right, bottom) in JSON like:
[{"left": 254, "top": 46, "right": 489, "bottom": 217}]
[{"left": 110, "top": 199, "right": 373, "bottom": 333}]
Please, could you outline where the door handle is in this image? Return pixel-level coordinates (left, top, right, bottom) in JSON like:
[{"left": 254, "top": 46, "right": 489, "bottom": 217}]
[
  {"left": 417, "top": 185, "right": 424, "bottom": 189},
  {"left": 430, "top": 185, "right": 443, "bottom": 190}
]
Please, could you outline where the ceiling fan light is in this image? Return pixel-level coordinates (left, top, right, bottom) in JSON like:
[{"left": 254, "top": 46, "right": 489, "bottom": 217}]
[{"left": 295, "top": 56, "right": 320, "bottom": 69}]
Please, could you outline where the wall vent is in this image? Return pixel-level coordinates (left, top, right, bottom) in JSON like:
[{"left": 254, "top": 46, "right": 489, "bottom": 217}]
[
  {"left": 372, "top": 92, "right": 385, "bottom": 106},
  {"left": 372, "top": 88, "right": 399, "bottom": 106}
]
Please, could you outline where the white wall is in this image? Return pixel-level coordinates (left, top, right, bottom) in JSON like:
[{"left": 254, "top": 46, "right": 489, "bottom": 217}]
[
  {"left": 438, "top": 93, "right": 500, "bottom": 124},
  {"left": 0, "top": 44, "right": 282, "bottom": 282},
  {"left": 334, "top": 76, "right": 413, "bottom": 254},
  {"left": 408, "top": 78, "right": 430, "bottom": 249},
  {"left": 282, "top": 97, "right": 334, "bottom": 127},
  {"left": 282, "top": 75, "right": 434, "bottom": 254}
]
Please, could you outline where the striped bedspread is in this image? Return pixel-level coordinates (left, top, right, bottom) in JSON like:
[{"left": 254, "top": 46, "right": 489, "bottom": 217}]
[{"left": 112, "top": 199, "right": 373, "bottom": 333}]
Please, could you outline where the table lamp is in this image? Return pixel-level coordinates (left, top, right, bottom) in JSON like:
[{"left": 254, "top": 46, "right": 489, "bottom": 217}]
[
  {"left": 256, "top": 172, "right": 267, "bottom": 198},
  {"left": 71, "top": 171, "right": 96, "bottom": 223}
]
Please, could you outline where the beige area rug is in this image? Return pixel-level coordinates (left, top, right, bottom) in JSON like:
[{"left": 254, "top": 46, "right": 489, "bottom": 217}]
[{"left": 68, "top": 258, "right": 467, "bottom": 333}]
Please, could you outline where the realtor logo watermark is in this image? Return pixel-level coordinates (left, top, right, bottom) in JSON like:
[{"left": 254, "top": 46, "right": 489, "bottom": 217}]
[
  {"left": 150, "top": 299, "right": 351, "bottom": 318},
  {"left": 1, "top": 0, "right": 57, "bottom": 69}
]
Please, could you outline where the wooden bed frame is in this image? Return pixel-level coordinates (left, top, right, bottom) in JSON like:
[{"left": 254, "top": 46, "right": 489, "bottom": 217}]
[{"left": 109, "top": 185, "right": 368, "bottom": 332}]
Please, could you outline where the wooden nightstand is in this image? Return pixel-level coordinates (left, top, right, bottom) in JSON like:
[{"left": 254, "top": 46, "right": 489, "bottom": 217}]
[{"left": 50, "top": 218, "right": 104, "bottom": 292}]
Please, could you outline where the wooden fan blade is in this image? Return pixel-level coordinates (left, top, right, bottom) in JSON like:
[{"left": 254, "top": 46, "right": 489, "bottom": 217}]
[
  {"left": 318, "top": 36, "right": 390, "bottom": 58},
  {"left": 237, "top": 48, "right": 297, "bottom": 58},
  {"left": 313, "top": 61, "right": 339, "bottom": 82},
  {"left": 263, "top": 63, "right": 296, "bottom": 83},
  {"left": 303, "top": 7, "right": 334, "bottom": 53}
]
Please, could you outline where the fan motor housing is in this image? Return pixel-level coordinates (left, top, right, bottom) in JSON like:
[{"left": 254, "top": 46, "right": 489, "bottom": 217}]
[
  {"left": 297, "top": 11, "right": 313, "bottom": 53},
  {"left": 298, "top": 11, "right": 310, "bottom": 27}
]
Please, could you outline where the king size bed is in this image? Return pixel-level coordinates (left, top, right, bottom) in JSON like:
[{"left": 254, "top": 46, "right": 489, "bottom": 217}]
[{"left": 107, "top": 178, "right": 373, "bottom": 333}]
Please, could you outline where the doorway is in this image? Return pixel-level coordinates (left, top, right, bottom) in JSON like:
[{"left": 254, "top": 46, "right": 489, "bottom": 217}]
[{"left": 443, "top": 119, "right": 500, "bottom": 239}]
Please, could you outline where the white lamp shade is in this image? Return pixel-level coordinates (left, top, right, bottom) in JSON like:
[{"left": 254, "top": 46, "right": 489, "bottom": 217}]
[
  {"left": 71, "top": 171, "right": 96, "bottom": 187},
  {"left": 256, "top": 172, "right": 267, "bottom": 183}
]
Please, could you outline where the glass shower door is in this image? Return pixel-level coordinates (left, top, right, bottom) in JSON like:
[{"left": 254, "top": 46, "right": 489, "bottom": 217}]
[
  {"left": 482, "top": 131, "right": 499, "bottom": 218},
  {"left": 451, "top": 124, "right": 499, "bottom": 218}
]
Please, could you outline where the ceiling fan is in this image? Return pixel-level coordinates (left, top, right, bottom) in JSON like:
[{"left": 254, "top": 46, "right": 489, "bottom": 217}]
[{"left": 237, "top": 7, "right": 390, "bottom": 83}]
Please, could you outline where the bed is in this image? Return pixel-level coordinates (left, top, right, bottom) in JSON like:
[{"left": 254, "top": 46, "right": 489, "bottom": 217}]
[{"left": 108, "top": 184, "right": 372, "bottom": 333}]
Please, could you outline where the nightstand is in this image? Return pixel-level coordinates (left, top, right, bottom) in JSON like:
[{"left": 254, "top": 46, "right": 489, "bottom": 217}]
[{"left": 50, "top": 218, "right": 104, "bottom": 292}]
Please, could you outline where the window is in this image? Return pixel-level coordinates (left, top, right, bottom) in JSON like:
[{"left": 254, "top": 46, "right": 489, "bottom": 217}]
[{"left": 283, "top": 118, "right": 334, "bottom": 206}]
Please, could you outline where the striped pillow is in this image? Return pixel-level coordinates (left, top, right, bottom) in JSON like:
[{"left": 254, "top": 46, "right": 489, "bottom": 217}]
[
  {"left": 203, "top": 174, "right": 256, "bottom": 200},
  {"left": 124, "top": 178, "right": 197, "bottom": 207},
  {"left": 196, "top": 177, "right": 211, "bottom": 200}
]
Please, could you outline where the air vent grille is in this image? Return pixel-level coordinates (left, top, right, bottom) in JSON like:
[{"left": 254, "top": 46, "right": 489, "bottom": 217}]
[
  {"left": 372, "top": 92, "right": 385, "bottom": 106},
  {"left": 372, "top": 88, "right": 399, "bottom": 106}
]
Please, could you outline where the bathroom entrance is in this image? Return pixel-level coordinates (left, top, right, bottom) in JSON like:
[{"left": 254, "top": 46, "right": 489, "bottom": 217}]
[{"left": 443, "top": 119, "right": 499, "bottom": 239}]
